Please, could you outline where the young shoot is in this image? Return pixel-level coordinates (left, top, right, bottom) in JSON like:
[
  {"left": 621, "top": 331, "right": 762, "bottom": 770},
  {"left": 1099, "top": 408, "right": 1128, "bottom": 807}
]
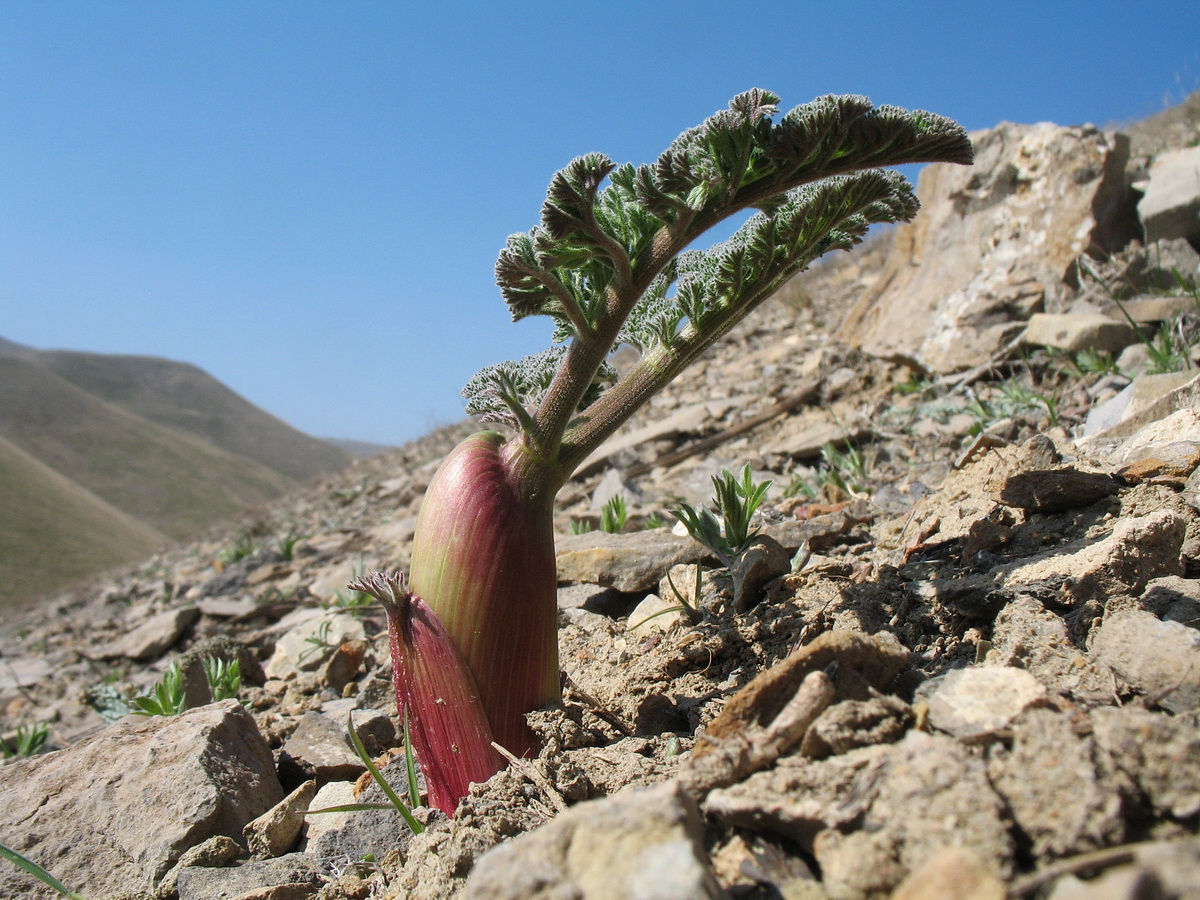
[
  {"left": 599, "top": 494, "right": 628, "bottom": 533},
  {"left": 131, "top": 662, "right": 186, "bottom": 717},
  {"left": 675, "top": 465, "right": 773, "bottom": 568}
]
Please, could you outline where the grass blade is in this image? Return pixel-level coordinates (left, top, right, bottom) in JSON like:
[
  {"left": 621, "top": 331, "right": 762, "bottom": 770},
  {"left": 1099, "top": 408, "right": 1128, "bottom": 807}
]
[
  {"left": 0, "top": 842, "right": 89, "bottom": 899},
  {"left": 346, "top": 713, "right": 425, "bottom": 835}
]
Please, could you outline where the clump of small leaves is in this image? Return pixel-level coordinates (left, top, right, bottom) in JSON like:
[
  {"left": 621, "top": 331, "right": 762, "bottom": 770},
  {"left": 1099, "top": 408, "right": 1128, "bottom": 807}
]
[
  {"left": 599, "top": 494, "right": 628, "bottom": 533},
  {"left": 216, "top": 531, "right": 259, "bottom": 569},
  {"left": 131, "top": 661, "right": 187, "bottom": 716},
  {"left": 128, "top": 656, "right": 245, "bottom": 716},
  {"left": 203, "top": 657, "right": 242, "bottom": 703},
  {"left": 675, "top": 465, "right": 772, "bottom": 568},
  {"left": 1064, "top": 347, "right": 1120, "bottom": 377},
  {"left": 815, "top": 439, "right": 873, "bottom": 496},
  {"left": 0, "top": 722, "right": 49, "bottom": 758},
  {"left": 330, "top": 586, "right": 374, "bottom": 615},
  {"left": 371, "top": 90, "right": 971, "bottom": 813},
  {"left": 966, "top": 379, "right": 1061, "bottom": 433}
]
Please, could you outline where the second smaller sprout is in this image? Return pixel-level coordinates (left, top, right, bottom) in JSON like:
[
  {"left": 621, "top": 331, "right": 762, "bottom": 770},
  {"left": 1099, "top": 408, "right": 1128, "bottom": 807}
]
[{"left": 675, "top": 465, "right": 772, "bottom": 568}]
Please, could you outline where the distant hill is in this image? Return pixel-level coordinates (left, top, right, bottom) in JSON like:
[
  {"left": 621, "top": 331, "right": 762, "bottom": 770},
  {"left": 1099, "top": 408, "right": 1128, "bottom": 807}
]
[
  {"left": 0, "top": 341, "right": 350, "bottom": 483},
  {"left": 0, "top": 434, "right": 167, "bottom": 606},
  {"left": 0, "top": 339, "right": 355, "bottom": 606},
  {"left": 323, "top": 437, "right": 397, "bottom": 458}
]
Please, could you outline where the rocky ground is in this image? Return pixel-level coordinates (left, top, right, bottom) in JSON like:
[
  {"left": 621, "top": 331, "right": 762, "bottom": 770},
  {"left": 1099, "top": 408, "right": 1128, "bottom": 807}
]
[{"left": 2, "top": 96, "right": 1200, "bottom": 899}]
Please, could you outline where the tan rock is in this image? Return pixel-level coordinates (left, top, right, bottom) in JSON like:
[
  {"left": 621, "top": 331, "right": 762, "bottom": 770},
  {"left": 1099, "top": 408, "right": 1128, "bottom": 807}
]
[{"left": 840, "top": 122, "right": 1131, "bottom": 372}]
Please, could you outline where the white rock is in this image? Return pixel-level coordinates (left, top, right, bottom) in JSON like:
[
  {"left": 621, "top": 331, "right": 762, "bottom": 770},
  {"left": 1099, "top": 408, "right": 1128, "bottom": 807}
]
[
  {"left": 1139, "top": 144, "right": 1200, "bottom": 244},
  {"left": 923, "top": 666, "right": 1048, "bottom": 742}
]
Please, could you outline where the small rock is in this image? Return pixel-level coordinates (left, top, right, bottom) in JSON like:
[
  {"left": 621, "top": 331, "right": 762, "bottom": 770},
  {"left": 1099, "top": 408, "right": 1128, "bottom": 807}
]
[
  {"left": 175, "top": 853, "right": 325, "bottom": 900},
  {"left": 706, "top": 732, "right": 1013, "bottom": 897},
  {"left": 1090, "top": 610, "right": 1200, "bottom": 713},
  {"left": 1091, "top": 706, "right": 1200, "bottom": 820},
  {"left": 301, "top": 759, "right": 421, "bottom": 864},
  {"left": 278, "top": 711, "right": 365, "bottom": 784},
  {"left": 989, "top": 708, "right": 1127, "bottom": 859},
  {"left": 1138, "top": 575, "right": 1200, "bottom": 625},
  {"left": 321, "top": 638, "right": 368, "bottom": 692},
  {"left": 890, "top": 846, "right": 1005, "bottom": 900},
  {"left": 556, "top": 583, "right": 634, "bottom": 617},
  {"left": 998, "top": 467, "right": 1118, "bottom": 513},
  {"left": 799, "top": 695, "right": 911, "bottom": 758},
  {"left": 555, "top": 531, "right": 708, "bottom": 592},
  {"left": 0, "top": 656, "right": 52, "bottom": 692},
  {"left": 576, "top": 402, "right": 715, "bottom": 477},
  {"left": 591, "top": 468, "right": 640, "bottom": 511},
  {"left": 996, "top": 510, "right": 1187, "bottom": 607},
  {"left": 94, "top": 605, "right": 200, "bottom": 660},
  {"left": 196, "top": 596, "right": 260, "bottom": 618},
  {"left": 731, "top": 534, "right": 791, "bottom": 612},
  {"left": 264, "top": 611, "right": 367, "bottom": 680},
  {"left": 244, "top": 780, "right": 317, "bottom": 859},
  {"left": 158, "top": 835, "right": 245, "bottom": 898},
  {"left": 989, "top": 596, "right": 1110, "bottom": 693},
  {"left": 1139, "top": 144, "right": 1200, "bottom": 244},
  {"left": 463, "top": 780, "right": 725, "bottom": 900},
  {"left": 1082, "top": 372, "right": 1200, "bottom": 441},
  {"left": 628, "top": 593, "right": 685, "bottom": 636},
  {"left": 1023, "top": 313, "right": 1137, "bottom": 355},
  {"left": 921, "top": 665, "right": 1047, "bottom": 742}
]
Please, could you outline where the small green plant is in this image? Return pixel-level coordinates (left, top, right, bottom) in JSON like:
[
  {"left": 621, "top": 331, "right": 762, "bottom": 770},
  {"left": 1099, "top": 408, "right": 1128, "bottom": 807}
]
[
  {"left": 569, "top": 519, "right": 594, "bottom": 535},
  {"left": 676, "top": 465, "right": 772, "bottom": 568},
  {"left": 85, "top": 683, "right": 135, "bottom": 723},
  {"left": 274, "top": 526, "right": 304, "bottom": 560},
  {"left": 0, "top": 842, "right": 88, "bottom": 899},
  {"left": 599, "top": 494, "right": 628, "bottom": 533},
  {"left": 893, "top": 372, "right": 932, "bottom": 395},
  {"left": 1143, "top": 317, "right": 1196, "bottom": 374},
  {"left": 0, "top": 722, "right": 49, "bottom": 758},
  {"left": 817, "top": 440, "right": 872, "bottom": 495},
  {"left": 782, "top": 471, "right": 819, "bottom": 500},
  {"left": 297, "top": 620, "right": 336, "bottom": 666},
  {"left": 642, "top": 512, "right": 665, "bottom": 530},
  {"left": 131, "top": 662, "right": 187, "bottom": 716},
  {"left": 203, "top": 657, "right": 241, "bottom": 703},
  {"left": 331, "top": 587, "right": 374, "bottom": 615},
  {"left": 1067, "top": 347, "right": 1120, "bottom": 377},
  {"left": 966, "top": 380, "right": 1061, "bottom": 433},
  {"left": 305, "top": 713, "right": 425, "bottom": 836},
  {"left": 217, "top": 531, "right": 258, "bottom": 568}
]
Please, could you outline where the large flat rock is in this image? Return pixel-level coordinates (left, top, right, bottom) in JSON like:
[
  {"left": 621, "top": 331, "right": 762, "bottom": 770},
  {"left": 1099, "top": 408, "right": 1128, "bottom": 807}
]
[{"left": 0, "top": 700, "right": 283, "bottom": 898}]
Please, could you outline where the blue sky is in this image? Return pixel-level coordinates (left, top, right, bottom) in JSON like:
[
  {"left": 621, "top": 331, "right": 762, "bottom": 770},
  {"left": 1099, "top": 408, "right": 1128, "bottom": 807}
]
[{"left": 2, "top": 2, "right": 1198, "bottom": 445}]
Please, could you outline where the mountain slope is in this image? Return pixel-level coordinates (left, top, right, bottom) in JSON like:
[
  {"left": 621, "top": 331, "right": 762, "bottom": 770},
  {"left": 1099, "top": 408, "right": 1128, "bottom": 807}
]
[
  {"left": 0, "top": 433, "right": 167, "bottom": 607},
  {"left": 0, "top": 341, "right": 352, "bottom": 482},
  {"left": 0, "top": 356, "right": 296, "bottom": 540}
]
